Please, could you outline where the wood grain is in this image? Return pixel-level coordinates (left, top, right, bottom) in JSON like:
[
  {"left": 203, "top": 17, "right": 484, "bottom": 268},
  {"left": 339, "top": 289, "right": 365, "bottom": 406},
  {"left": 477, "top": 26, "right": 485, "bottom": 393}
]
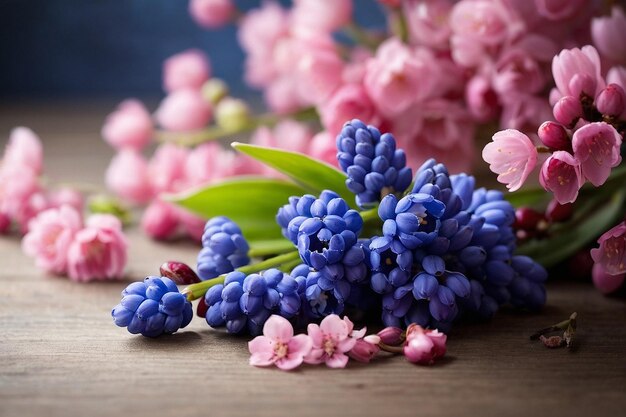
[{"left": 0, "top": 102, "right": 625, "bottom": 417}]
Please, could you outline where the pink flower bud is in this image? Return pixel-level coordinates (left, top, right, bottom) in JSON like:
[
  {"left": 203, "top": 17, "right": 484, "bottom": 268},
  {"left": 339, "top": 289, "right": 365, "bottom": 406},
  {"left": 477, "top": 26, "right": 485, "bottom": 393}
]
[
  {"left": 141, "top": 200, "right": 180, "bottom": 241},
  {"left": 538, "top": 121, "right": 570, "bottom": 150},
  {"left": 553, "top": 96, "right": 583, "bottom": 127},
  {"left": 403, "top": 324, "right": 447, "bottom": 365},
  {"left": 159, "top": 261, "right": 201, "bottom": 285},
  {"left": 545, "top": 199, "right": 573, "bottom": 222},
  {"left": 591, "top": 6, "right": 626, "bottom": 66},
  {"left": 21, "top": 205, "right": 83, "bottom": 275},
  {"left": 4, "top": 127, "right": 43, "bottom": 174},
  {"left": 155, "top": 90, "right": 213, "bottom": 132},
  {"left": 105, "top": 150, "right": 153, "bottom": 205},
  {"left": 163, "top": 49, "right": 211, "bottom": 93},
  {"left": 539, "top": 151, "right": 584, "bottom": 204},
  {"left": 348, "top": 337, "right": 381, "bottom": 363},
  {"left": 571, "top": 122, "right": 622, "bottom": 186},
  {"left": 591, "top": 221, "right": 626, "bottom": 276},
  {"left": 568, "top": 73, "right": 597, "bottom": 99},
  {"left": 67, "top": 214, "right": 128, "bottom": 282},
  {"left": 377, "top": 326, "right": 404, "bottom": 345},
  {"left": 189, "top": 0, "right": 235, "bottom": 29},
  {"left": 101, "top": 100, "right": 153, "bottom": 151},
  {"left": 596, "top": 84, "right": 626, "bottom": 116},
  {"left": 592, "top": 263, "right": 625, "bottom": 294}
]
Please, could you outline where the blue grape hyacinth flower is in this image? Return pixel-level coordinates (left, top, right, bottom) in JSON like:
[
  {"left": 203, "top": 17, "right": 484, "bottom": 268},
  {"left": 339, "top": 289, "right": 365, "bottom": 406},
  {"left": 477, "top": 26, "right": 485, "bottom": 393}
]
[
  {"left": 197, "top": 216, "right": 250, "bottom": 280},
  {"left": 112, "top": 276, "right": 193, "bottom": 337},
  {"left": 336, "top": 119, "right": 413, "bottom": 208}
]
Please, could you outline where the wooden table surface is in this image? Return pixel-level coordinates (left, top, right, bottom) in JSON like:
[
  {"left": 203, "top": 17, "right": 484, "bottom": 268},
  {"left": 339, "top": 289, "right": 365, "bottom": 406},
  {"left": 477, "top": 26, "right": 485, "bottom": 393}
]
[{"left": 1, "top": 101, "right": 625, "bottom": 417}]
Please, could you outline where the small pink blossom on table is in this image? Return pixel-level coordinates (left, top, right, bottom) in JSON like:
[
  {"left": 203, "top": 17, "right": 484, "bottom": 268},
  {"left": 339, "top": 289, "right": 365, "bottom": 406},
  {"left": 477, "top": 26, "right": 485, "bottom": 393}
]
[
  {"left": 403, "top": 324, "right": 447, "bottom": 365},
  {"left": 304, "top": 314, "right": 357, "bottom": 368},
  {"left": 67, "top": 214, "right": 128, "bottom": 282},
  {"left": 22, "top": 205, "right": 83, "bottom": 275},
  {"left": 345, "top": 317, "right": 380, "bottom": 363},
  {"left": 4, "top": 127, "right": 43, "bottom": 174},
  {"left": 105, "top": 150, "right": 153, "bottom": 205},
  {"left": 482, "top": 129, "right": 538, "bottom": 192},
  {"left": 248, "top": 315, "right": 312, "bottom": 371},
  {"left": 101, "top": 100, "right": 153, "bottom": 151}
]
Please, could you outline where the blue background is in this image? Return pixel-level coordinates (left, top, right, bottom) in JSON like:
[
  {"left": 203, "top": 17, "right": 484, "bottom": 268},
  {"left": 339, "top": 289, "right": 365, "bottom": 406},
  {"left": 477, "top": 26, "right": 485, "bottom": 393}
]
[{"left": 0, "top": 0, "right": 385, "bottom": 98}]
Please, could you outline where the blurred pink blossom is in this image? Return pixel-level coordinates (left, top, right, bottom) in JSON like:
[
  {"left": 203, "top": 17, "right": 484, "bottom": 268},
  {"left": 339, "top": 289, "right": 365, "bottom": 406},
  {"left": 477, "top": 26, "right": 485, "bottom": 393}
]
[
  {"left": 364, "top": 38, "right": 437, "bottom": 117},
  {"left": 67, "top": 214, "right": 128, "bottom": 282},
  {"left": 493, "top": 48, "right": 546, "bottom": 96},
  {"left": 304, "top": 314, "right": 356, "bottom": 368},
  {"left": 14, "top": 192, "right": 50, "bottom": 234},
  {"left": 185, "top": 142, "right": 235, "bottom": 187},
  {"left": 176, "top": 208, "right": 206, "bottom": 243},
  {"left": 591, "top": 221, "right": 626, "bottom": 276},
  {"left": 403, "top": 324, "right": 447, "bottom": 365},
  {"left": 163, "top": 49, "right": 212, "bottom": 93},
  {"left": 297, "top": 49, "right": 344, "bottom": 105},
  {"left": 105, "top": 150, "right": 153, "bottom": 205},
  {"left": 148, "top": 143, "right": 189, "bottom": 193},
  {"left": 291, "top": 0, "right": 352, "bottom": 34},
  {"left": 101, "top": 100, "right": 153, "bottom": 151},
  {"left": 607, "top": 66, "right": 626, "bottom": 89},
  {"left": 189, "top": 0, "right": 235, "bottom": 29},
  {"left": 141, "top": 200, "right": 180, "bottom": 241},
  {"left": 22, "top": 205, "right": 82, "bottom": 275},
  {"left": 48, "top": 187, "right": 84, "bottom": 213},
  {"left": 466, "top": 75, "right": 499, "bottom": 122},
  {"left": 403, "top": 0, "right": 453, "bottom": 49},
  {"left": 248, "top": 315, "right": 313, "bottom": 371},
  {"left": 0, "top": 166, "right": 41, "bottom": 221},
  {"left": 309, "top": 132, "right": 338, "bottom": 167},
  {"left": 3, "top": 127, "right": 43, "bottom": 174},
  {"left": 571, "top": 122, "right": 622, "bottom": 186},
  {"left": 535, "top": 0, "right": 585, "bottom": 21},
  {"left": 591, "top": 6, "right": 626, "bottom": 65},
  {"left": 155, "top": 89, "right": 213, "bottom": 131},
  {"left": 320, "top": 83, "right": 378, "bottom": 135},
  {"left": 483, "top": 129, "right": 538, "bottom": 192},
  {"left": 539, "top": 151, "right": 584, "bottom": 204},
  {"left": 0, "top": 211, "right": 9, "bottom": 234},
  {"left": 449, "top": 0, "right": 521, "bottom": 47}
]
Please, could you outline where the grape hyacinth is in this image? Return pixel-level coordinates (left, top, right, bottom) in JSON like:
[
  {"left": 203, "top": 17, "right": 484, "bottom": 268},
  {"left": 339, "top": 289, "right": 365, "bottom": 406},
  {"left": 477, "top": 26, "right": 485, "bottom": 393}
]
[
  {"left": 337, "top": 119, "right": 413, "bottom": 208},
  {"left": 203, "top": 268, "right": 302, "bottom": 335},
  {"left": 112, "top": 276, "right": 193, "bottom": 337},
  {"left": 197, "top": 216, "right": 250, "bottom": 280}
]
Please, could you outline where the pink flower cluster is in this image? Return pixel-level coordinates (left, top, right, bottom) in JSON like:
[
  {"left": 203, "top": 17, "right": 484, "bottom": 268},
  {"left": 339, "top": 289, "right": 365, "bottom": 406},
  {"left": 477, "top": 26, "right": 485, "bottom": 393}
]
[
  {"left": 22, "top": 206, "right": 127, "bottom": 282},
  {"left": 484, "top": 42, "right": 626, "bottom": 204},
  {"left": 248, "top": 314, "right": 448, "bottom": 370},
  {"left": 0, "top": 127, "right": 83, "bottom": 234}
]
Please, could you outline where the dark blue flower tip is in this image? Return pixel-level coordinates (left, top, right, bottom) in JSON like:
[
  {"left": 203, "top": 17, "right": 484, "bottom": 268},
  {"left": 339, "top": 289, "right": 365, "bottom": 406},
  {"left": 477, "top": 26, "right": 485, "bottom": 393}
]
[
  {"left": 336, "top": 119, "right": 413, "bottom": 208},
  {"left": 197, "top": 217, "right": 250, "bottom": 281},
  {"left": 112, "top": 276, "right": 193, "bottom": 338}
]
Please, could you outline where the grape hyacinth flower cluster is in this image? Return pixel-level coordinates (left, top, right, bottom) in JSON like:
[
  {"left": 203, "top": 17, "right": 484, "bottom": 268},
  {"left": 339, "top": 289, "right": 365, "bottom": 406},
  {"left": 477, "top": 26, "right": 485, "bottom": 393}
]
[
  {"left": 113, "top": 118, "right": 548, "bottom": 343},
  {"left": 197, "top": 216, "right": 250, "bottom": 280},
  {"left": 337, "top": 119, "right": 412, "bottom": 208},
  {"left": 112, "top": 276, "right": 193, "bottom": 337}
]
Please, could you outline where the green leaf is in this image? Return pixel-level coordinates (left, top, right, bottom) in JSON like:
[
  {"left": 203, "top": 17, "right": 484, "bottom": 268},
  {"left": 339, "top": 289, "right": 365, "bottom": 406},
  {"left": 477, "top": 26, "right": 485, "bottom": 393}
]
[
  {"left": 517, "top": 190, "right": 625, "bottom": 268},
  {"left": 231, "top": 142, "right": 354, "bottom": 205},
  {"left": 167, "top": 177, "right": 306, "bottom": 241},
  {"left": 504, "top": 186, "right": 551, "bottom": 209}
]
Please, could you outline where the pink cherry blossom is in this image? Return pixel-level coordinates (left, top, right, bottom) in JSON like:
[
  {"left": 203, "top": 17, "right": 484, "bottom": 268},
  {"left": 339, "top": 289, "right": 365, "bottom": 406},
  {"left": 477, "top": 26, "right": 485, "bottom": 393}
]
[
  {"left": 483, "top": 129, "right": 538, "bottom": 192},
  {"left": 320, "top": 83, "right": 379, "bottom": 135},
  {"left": 291, "top": 0, "right": 352, "bottom": 34},
  {"left": 148, "top": 143, "right": 189, "bottom": 193},
  {"left": 551, "top": 46, "right": 605, "bottom": 99},
  {"left": 449, "top": 0, "right": 521, "bottom": 47},
  {"left": 163, "top": 49, "right": 211, "bottom": 93},
  {"left": 591, "top": 221, "right": 626, "bottom": 276},
  {"left": 296, "top": 48, "right": 344, "bottom": 105},
  {"left": 67, "top": 214, "right": 128, "bottom": 282},
  {"left": 403, "top": 0, "right": 453, "bottom": 49},
  {"left": 3, "top": 127, "right": 43, "bottom": 174},
  {"left": 101, "top": 100, "right": 153, "bottom": 151},
  {"left": 539, "top": 151, "right": 584, "bottom": 204},
  {"left": 248, "top": 315, "right": 313, "bottom": 371},
  {"left": 14, "top": 192, "right": 50, "bottom": 235},
  {"left": 22, "top": 205, "right": 83, "bottom": 275},
  {"left": 105, "top": 150, "right": 153, "bottom": 205},
  {"left": 141, "top": 200, "right": 180, "bottom": 241},
  {"left": 535, "top": 0, "right": 585, "bottom": 21},
  {"left": 591, "top": 6, "right": 626, "bottom": 66},
  {"left": 189, "top": 0, "right": 235, "bottom": 29},
  {"left": 592, "top": 263, "right": 625, "bottom": 294},
  {"left": 571, "top": 122, "right": 622, "bottom": 187},
  {"left": 304, "top": 314, "right": 357, "bottom": 368},
  {"left": 364, "top": 38, "right": 437, "bottom": 117},
  {"left": 155, "top": 89, "right": 213, "bottom": 132},
  {"left": 403, "top": 324, "right": 447, "bottom": 365}
]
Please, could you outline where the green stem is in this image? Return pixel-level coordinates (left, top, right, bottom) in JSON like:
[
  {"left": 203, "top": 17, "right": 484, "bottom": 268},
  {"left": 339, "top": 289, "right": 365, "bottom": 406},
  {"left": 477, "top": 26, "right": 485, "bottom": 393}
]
[
  {"left": 278, "top": 258, "right": 304, "bottom": 273},
  {"left": 182, "top": 250, "right": 301, "bottom": 300},
  {"left": 360, "top": 207, "right": 379, "bottom": 223},
  {"left": 248, "top": 240, "right": 296, "bottom": 258},
  {"left": 155, "top": 107, "right": 318, "bottom": 147}
]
